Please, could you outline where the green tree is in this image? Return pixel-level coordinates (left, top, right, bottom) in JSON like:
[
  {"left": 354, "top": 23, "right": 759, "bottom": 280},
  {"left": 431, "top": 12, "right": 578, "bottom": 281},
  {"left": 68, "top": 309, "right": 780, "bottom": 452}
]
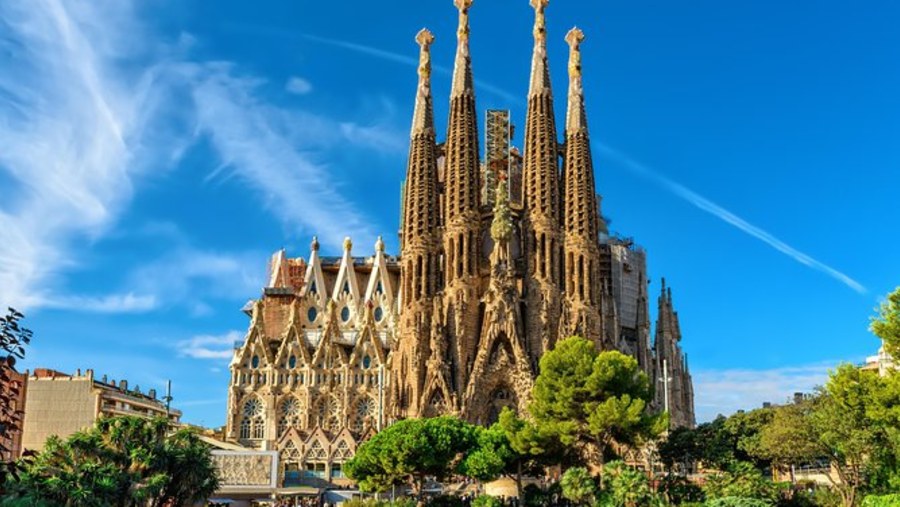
[
  {"left": 461, "top": 424, "right": 514, "bottom": 483},
  {"left": 811, "top": 365, "right": 887, "bottom": 507},
  {"left": 755, "top": 402, "right": 820, "bottom": 482},
  {"left": 704, "top": 497, "right": 772, "bottom": 507},
  {"left": 598, "top": 460, "right": 661, "bottom": 507},
  {"left": 345, "top": 417, "right": 478, "bottom": 503},
  {"left": 722, "top": 408, "right": 774, "bottom": 471},
  {"left": 561, "top": 466, "right": 597, "bottom": 506},
  {"left": 530, "top": 337, "right": 665, "bottom": 467},
  {"left": 0, "top": 308, "right": 31, "bottom": 466},
  {"left": 2, "top": 416, "right": 218, "bottom": 506},
  {"left": 871, "top": 287, "right": 900, "bottom": 358},
  {"left": 494, "top": 407, "right": 566, "bottom": 496},
  {"left": 658, "top": 473, "right": 704, "bottom": 505},
  {"left": 657, "top": 425, "right": 701, "bottom": 472},
  {"left": 702, "top": 461, "right": 779, "bottom": 504}
]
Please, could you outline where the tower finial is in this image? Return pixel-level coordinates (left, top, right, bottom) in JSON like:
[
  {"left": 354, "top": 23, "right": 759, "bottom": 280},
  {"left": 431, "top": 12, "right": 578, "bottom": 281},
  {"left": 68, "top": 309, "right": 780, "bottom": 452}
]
[
  {"left": 531, "top": 0, "right": 549, "bottom": 43},
  {"left": 343, "top": 236, "right": 353, "bottom": 252},
  {"left": 311, "top": 236, "right": 320, "bottom": 252},
  {"left": 528, "top": 0, "right": 552, "bottom": 96},
  {"left": 411, "top": 29, "right": 436, "bottom": 136},
  {"left": 450, "top": 0, "right": 474, "bottom": 97},
  {"left": 375, "top": 235, "right": 385, "bottom": 253},
  {"left": 565, "top": 27, "right": 587, "bottom": 133}
]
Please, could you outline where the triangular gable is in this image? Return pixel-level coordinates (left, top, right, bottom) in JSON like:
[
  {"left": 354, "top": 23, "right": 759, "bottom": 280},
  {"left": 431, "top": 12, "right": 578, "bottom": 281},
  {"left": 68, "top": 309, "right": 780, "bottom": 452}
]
[
  {"left": 234, "top": 302, "right": 275, "bottom": 367},
  {"left": 364, "top": 236, "right": 395, "bottom": 307},
  {"left": 331, "top": 237, "right": 361, "bottom": 303},
  {"left": 302, "top": 237, "right": 328, "bottom": 307},
  {"left": 312, "top": 301, "right": 349, "bottom": 368},
  {"left": 331, "top": 433, "right": 355, "bottom": 461},
  {"left": 348, "top": 304, "right": 387, "bottom": 366},
  {"left": 268, "top": 249, "right": 287, "bottom": 288},
  {"left": 274, "top": 301, "right": 313, "bottom": 366}
]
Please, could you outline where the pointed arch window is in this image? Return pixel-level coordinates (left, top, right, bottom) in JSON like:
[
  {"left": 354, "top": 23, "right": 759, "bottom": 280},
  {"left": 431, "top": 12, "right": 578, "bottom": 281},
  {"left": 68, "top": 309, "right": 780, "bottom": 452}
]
[
  {"left": 251, "top": 355, "right": 260, "bottom": 369},
  {"left": 278, "top": 397, "right": 304, "bottom": 435},
  {"left": 288, "top": 355, "right": 297, "bottom": 369},
  {"left": 316, "top": 397, "right": 342, "bottom": 432},
  {"left": 309, "top": 281, "right": 317, "bottom": 294},
  {"left": 376, "top": 281, "right": 383, "bottom": 295},
  {"left": 351, "top": 397, "right": 376, "bottom": 433},
  {"left": 343, "top": 281, "right": 350, "bottom": 294},
  {"left": 362, "top": 355, "right": 372, "bottom": 370},
  {"left": 240, "top": 397, "right": 265, "bottom": 440}
]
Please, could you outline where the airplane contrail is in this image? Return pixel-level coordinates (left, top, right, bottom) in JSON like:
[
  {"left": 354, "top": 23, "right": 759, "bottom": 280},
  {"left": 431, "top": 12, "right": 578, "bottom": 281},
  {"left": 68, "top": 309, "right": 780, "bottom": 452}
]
[
  {"left": 300, "top": 33, "right": 520, "bottom": 103},
  {"left": 598, "top": 144, "right": 867, "bottom": 295}
]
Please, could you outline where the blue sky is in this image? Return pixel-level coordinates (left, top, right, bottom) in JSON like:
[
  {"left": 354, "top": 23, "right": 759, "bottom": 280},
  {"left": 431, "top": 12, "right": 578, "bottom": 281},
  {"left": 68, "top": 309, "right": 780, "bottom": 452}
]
[{"left": 1, "top": 0, "right": 898, "bottom": 427}]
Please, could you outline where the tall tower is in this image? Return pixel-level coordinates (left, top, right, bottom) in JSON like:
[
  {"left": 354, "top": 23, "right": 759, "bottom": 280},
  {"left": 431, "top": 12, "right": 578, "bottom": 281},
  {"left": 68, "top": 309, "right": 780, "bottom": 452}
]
[
  {"left": 560, "top": 28, "right": 605, "bottom": 348},
  {"left": 441, "top": 0, "right": 483, "bottom": 397},
  {"left": 522, "top": 0, "right": 563, "bottom": 367},
  {"left": 393, "top": 29, "right": 441, "bottom": 419},
  {"left": 653, "top": 280, "right": 696, "bottom": 428}
]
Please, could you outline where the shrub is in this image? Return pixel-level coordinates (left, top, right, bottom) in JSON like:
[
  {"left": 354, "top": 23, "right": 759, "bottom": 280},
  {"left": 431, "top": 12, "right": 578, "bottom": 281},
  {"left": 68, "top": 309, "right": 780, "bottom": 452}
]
[
  {"left": 660, "top": 473, "right": 705, "bottom": 505},
  {"left": 562, "top": 467, "right": 598, "bottom": 506},
  {"left": 705, "top": 497, "right": 772, "bottom": 507},
  {"left": 862, "top": 494, "right": 900, "bottom": 507},
  {"left": 471, "top": 495, "right": 502, "bottom": 507},
  {"left": 523, "top": 484, "right": 549, "bottom": 507},
  {"left": 427, "top": 495, "right": 465, "bottom": 507},
  {"left": 704, "top": 462, "right": 779, "bottom": 504}
]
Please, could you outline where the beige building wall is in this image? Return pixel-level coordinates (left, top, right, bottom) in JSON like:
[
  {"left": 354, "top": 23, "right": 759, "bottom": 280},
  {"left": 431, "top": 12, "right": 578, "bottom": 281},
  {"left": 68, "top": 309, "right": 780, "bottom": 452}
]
[{"left": 21, "top": 376, "right": 97, "bottom": 453}]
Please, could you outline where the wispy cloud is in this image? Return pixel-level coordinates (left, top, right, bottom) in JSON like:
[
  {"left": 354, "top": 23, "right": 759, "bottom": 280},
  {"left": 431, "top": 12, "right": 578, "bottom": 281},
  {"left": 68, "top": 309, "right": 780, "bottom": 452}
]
[
  {"left": 185, "top": 62, "right": 379, "bottom": 247},
  {"left": 300, "top": 32, "right": 520, "bottom": 103},
  {"left": 0, "top": 1, "right": 399, "bottom": 311},
  {"left": 128, "top": 242, "right": 265, "bottom": 314},
  {"left": 599, "top": 145, "right": 867, "bottom": 294},
  {"left": 43, "top": 292, "right": 158, "bottom": 314},
  {"left": 692, "top": 361, "right": 852, "bottom": 422},
  {"left": 0, "top": 0, "right": 186, "bottom": 311},
  {"left": 176, "top": 330, "right": 242, "bottom": 360},
  {"left": 285, "top": 76, "right": 313, "bottom": 95}
]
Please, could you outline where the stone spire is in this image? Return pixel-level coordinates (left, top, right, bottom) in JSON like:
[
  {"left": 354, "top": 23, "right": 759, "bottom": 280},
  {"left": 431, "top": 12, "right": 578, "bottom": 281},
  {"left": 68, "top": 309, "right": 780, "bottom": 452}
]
[
  {"left": 443, "top": 0, "right": 481, "bottom": 231},
  {"left": 442, "top": 0, "right": 482, "bottom": 395},
  {"left": 410, "top": 29, "right": 436, "bottom": 137},
  {"left": 450, "top": 0, "right": 475, "bottom": 97},
  {"left": 565, "top": 28, "right": 588, "bottom": 134},
  {"left": 394, "top": 29, "right": 441, "bottom": 419},
  {"left": 563, "top": 27, "right": 599, "bottom": 240},
  {"left": 561, "top": 27, "right": 604, "bottom": 347},
  {"left": 528, "top": 0, "right": 552, "bottom": 96},
  {"left": 522, "top": 0, "right": 563, "bottom": 365}
]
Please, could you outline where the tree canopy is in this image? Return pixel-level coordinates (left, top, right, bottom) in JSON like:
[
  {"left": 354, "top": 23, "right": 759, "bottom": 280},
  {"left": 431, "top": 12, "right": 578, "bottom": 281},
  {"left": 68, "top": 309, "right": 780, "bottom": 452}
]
[
  {"left": 530, "top": 337, "right": 666, "bottom": 465},
  {"left": 871, "top": 286, "right": 900, "bottom": 358},
  {"left": 2, "top": 416, "right": 218, "bottom": 507},
  {"left": 345, "top": 416, "right": 478, "bottom": 498}
]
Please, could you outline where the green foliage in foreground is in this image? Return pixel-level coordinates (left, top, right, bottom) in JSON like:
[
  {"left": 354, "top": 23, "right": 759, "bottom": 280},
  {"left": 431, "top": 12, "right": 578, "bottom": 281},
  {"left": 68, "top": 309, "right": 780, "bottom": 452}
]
[
  {"left": 1, "top": 416, "right": 218, "bottom": 507},
  {"left": 340, "top": 499, "right": 417, "bottom": 507},
  {"left": 471, "top": 495, "right": 503, "bottom": 507},
  {"left": 861, "top": 494, "right": 900, "bottom": 507},
  {"left": 704, "top": 497, "right": 772, "bottom": 507},
  {"left": 702, "top": 462, "right": 779, "bottom": 505},
  {"left": 530, "top": 337, "right": 666, "bottom": 465},
  {"left": 345, "top": 416, "right": 478, "bottom": 496},
  {"left": 560, "top": 467, "right": 597, "bottom": 506},
  {"left": 872, "top": 287, "right": 900, "bottom": 359}
]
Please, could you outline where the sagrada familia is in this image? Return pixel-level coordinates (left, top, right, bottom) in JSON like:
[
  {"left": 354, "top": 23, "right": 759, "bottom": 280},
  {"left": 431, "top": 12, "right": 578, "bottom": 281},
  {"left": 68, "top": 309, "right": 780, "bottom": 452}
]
[{"left": 225, "top": 0, "right": 694, "bottom": 481}]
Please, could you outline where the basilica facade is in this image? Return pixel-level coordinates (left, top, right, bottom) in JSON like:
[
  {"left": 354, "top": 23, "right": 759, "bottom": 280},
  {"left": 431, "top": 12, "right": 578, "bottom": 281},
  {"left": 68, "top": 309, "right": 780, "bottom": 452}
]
[{"left": 225, "top": 0, "right": 694, "bottom": 483}]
